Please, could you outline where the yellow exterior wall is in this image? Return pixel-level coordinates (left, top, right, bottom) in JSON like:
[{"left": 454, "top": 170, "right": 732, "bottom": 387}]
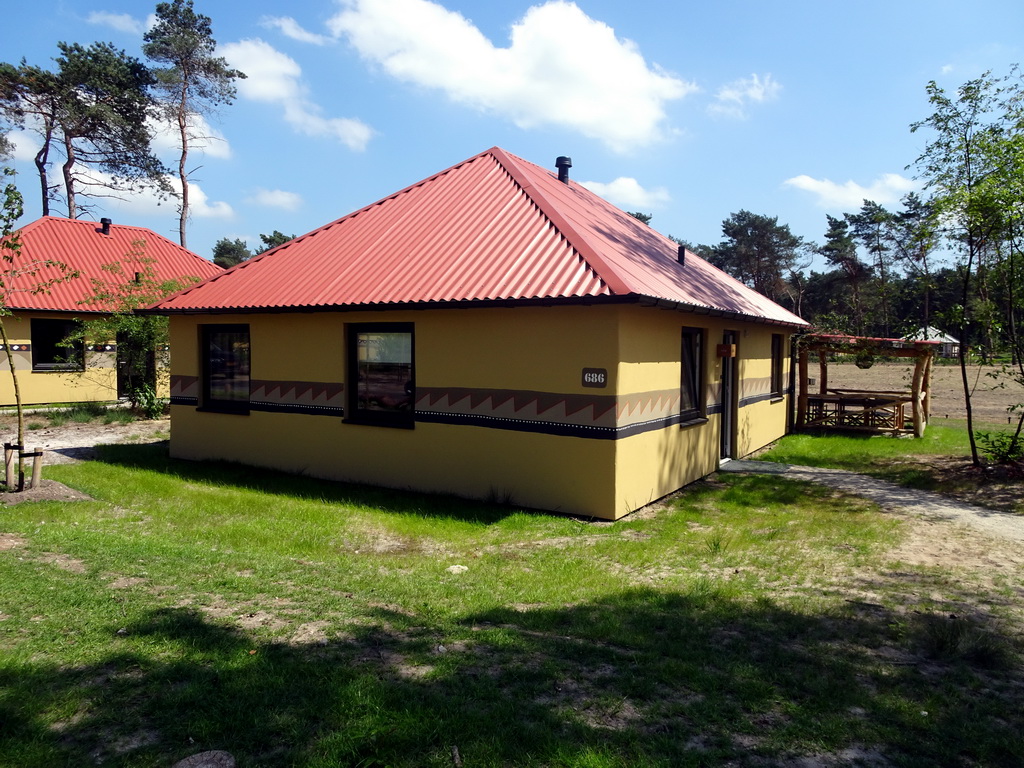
[
  {"left": 170, "top": 307, "right": 621, "bottom": 518},
  {"left": 735, "top": 329, "right": 791, "bottom": 457},
  {"left": 0, "top": 313, "right": 118, "bottom": 406},
  {"left": 168, "top": 305, "right": 794, "bottom": 520}
]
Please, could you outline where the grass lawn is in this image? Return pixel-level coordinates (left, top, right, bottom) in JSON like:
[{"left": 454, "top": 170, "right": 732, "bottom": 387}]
[{"left": 1, "top": 442, "right": 1022, "bottom": 767}]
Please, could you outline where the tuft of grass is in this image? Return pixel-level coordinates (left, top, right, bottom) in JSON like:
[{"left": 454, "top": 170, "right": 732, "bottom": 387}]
[
  {"left": 43, "top": 402, "right": 112, "bottom": 427},
  {"left": 910, "top": 613, "right": 1012, "bottom": 668},
  {"left": 45, "top": 411, "right": 69, "bottom": 427},
  {"left": 103, "top": 409, "right": 135, "bottom": 425}
]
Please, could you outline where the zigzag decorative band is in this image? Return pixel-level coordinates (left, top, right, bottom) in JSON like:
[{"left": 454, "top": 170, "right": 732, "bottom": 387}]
[{"left": 170, "top": 376, "right": 785, "bottom": 438}]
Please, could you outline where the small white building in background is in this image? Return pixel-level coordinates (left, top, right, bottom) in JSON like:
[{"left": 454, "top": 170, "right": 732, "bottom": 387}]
[{"left": 906, "top": 326, "right": 960, "bottom": 358}]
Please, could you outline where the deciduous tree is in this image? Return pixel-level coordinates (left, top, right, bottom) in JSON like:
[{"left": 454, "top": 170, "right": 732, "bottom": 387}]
[
  {"left": 910, "top": 68, "right": 1020, "bottom": 464},
  {"left": 70, "top": 240, "right": 200, "bottom": 414},
  {"left": 0, "top": 170, "right": 76, "bottom": 488}
]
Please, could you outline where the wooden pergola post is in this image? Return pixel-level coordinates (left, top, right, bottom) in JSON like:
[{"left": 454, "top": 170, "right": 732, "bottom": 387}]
[
  {"left": 797, "top": 346, "right": 809, "bottom": 428},
  {"left": 911, "top": 353, "right": 926, "bottom": 438},
  {"left": 922, "top": 352, "right": 932, "bottom": 421}
]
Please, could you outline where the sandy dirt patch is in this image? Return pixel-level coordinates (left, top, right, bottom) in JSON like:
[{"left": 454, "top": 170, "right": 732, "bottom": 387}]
[
  {"left": 823, "top": 362, "right": 1020, "bottom": 425},
  {"left": 0, "top": 416, "right": 169, "bottom": 504}
]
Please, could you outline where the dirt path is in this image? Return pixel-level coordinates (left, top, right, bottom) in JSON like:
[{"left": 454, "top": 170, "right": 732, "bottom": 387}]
[
  {"left": 0, "top": 417, "right": 170, "bottom": 464},
  {"left": 722, "top": 459, "right": 1024, "bottom": 544}
]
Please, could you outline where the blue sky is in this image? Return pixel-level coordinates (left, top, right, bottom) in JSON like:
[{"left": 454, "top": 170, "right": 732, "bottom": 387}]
[{"left": 3, "top": 0, "right": 1022, "bottom": 268}]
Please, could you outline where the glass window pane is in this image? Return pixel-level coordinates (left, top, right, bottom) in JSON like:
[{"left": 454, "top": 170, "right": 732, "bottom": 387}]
[
  {"left": 681, "top": 328, "right": 702, "bottom": 417},
  {"left": 207, "top": 329, "right": 250, "bottom": 403},
  {"left": 356, "top": 331, "right": 412, "bottom": 413}
]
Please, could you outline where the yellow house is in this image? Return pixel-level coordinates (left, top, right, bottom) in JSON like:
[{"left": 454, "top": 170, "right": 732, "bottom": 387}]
[
  {"left": 148, "top": 148, "right": 807, "bottom": 520},
  {"left": 1, "top": 216, "right": 221, "bottom": 406}
]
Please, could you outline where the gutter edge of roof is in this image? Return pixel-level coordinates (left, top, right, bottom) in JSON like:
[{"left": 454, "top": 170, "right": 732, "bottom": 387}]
[{"left": 141, "top": 292, "right": 809, "bottom": 328}]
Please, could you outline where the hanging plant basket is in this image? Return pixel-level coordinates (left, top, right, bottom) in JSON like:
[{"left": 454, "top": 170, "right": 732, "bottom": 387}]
[{"left": 854, "top": 348, "right": 875, "bottom": 369}]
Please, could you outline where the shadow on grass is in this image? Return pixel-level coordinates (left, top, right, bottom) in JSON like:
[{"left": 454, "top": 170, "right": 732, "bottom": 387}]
[
  {"left": 79, "top": 442, "right": 524, "bottom": 525},
  {"left": 1, "top": 586, "right": 1021, "bottom": 767}
]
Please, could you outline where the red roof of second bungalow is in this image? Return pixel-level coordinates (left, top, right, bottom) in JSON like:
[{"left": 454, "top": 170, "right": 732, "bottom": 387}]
[
  {"left": 3, "top": 217, "right": 222, "bottom": 313},
  {"left": 150, "top": 147, "right": 808, "bottom": 327}
]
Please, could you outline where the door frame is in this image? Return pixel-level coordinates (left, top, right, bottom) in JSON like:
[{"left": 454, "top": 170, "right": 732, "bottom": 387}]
[{"left": 720, "top": 330, "right": 738, "bottom": 460}]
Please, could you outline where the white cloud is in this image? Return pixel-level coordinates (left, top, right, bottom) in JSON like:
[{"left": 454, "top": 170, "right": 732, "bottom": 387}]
[
  {"left": 87, "top": 11, "right": 146, "bottom": 35},
  {"left": 220, "top": 38, "right": 373, "bottom": 150},
  {"left": 261, "top": 16, "right": 331, "bottom": 45},
  {"left": 329, "top": 0, "right": 693, "bottom": 152},
  {"left": 783, "top": 173, "right": 918, "bottom": 209},
  {"left": 580, "top": 177, "right": 670, "bottom": 209},
  {"left": 246, "top": 188, "right": 303, "bottom": 211},
  {"left": 85, "top": 170, "right": 233, "bottom": 219},
  {"left": 708, "top": 73, "right": 781, "bottom": 119},
  {"left": 941, "top": 64, "right": 955, "bottom": 74},
  {"left": 5, "top": 130, "right": 41, "bottom": 163},
  {"left": 3, "top": 131, "right": 231, "bottom": 221},
  {"left": 149, "top": 114, "right": 233, "bottom": 160}
]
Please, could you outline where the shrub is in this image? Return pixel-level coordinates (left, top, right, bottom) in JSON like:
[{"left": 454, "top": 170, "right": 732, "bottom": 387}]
[
  {"left": 131, "top": 385, "right": 167, "bottom": 420},
  {"left": 975, "top": 430, "right": 1024, "bottom": 464}
]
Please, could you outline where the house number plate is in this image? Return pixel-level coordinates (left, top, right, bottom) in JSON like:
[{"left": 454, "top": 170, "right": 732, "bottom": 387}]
[{"left": 581, "top": 368, "right": 608, "bottom": 388}]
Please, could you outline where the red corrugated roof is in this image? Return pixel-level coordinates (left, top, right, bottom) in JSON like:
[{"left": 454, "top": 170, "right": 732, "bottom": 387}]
[
  {"left": 3, "top": 217, "right": 222, "bottom": 313},
  {"left": 150, "top": 147, "right": 807, "bottom": 327}
]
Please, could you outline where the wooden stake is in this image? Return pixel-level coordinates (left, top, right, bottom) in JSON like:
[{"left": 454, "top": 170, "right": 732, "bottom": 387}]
[
  {"left": 30, "top": 447, "right": 42, "bottom": 490},
  {"left": 4, "top": 443, "right": 13, "bottom": 491}
]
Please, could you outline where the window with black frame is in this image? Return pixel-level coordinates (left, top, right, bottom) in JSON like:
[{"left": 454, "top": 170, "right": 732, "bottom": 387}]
[
  {"left": 31, "top": 318, "right": 84, "bottom": 371},
  {"left": 201, "top": 324, "right": 250, "bottom": 412},
  {"left": 347, "top": 323, "right": 414, "bottom": 427},
  {"left": 680, "top": 327, "right": 705, "bottom": 422},
  {"left": 770, "top": 333, "right": 784, "bottom": 397}
]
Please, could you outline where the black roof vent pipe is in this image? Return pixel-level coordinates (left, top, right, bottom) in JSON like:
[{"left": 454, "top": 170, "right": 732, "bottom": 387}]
[
  {"left": 555, "top": 156, "right": 572, "bottom": 184},
  {"left": 100, "top": 217, "right": 112, "bottom": 236},
  {"left": 677, "top": 244, "right": 686, "bottom": 266}
]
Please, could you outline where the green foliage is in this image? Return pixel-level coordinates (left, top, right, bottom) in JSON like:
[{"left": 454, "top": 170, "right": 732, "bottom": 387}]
[
  {"left": 709, "top": 209, "right": 809, "bottom": 304},
  {"left": 975, "top": 430, "right": 1024, "bottom": 463},
  {"left": 45, "top": 401, "right": 108, "bottom": 427},
  {"left": 131, "top": 383, "right": 167, "bottom": 420},
  {"left": 0, "top": 42, "right": 166, "bottom": 217},
  {"left": 625, "top": 211, "right": 652, "bottom": 224},
  {"left": 254, "top": 230, "right": 295, "bottom": 254},
  {"left": 70, "top": 239, "right": 200, "bottom": 408},
  {"left": 818, "top": 214, "right": 870, "bottom": 334},
  {"left": 103, "top": 408, "right": 135, "bottom": 425},
  {"left": 212, "top": 236, "right": 251, "bottom": 268}
]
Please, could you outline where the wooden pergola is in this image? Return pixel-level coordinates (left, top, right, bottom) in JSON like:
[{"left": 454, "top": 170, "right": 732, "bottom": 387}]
[{"left": 795, "top": 334, "right": 940, "bottom": 438}]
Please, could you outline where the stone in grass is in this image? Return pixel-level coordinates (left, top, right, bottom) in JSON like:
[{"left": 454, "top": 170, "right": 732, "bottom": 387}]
[
  {"left": 172, "top": 751, "right": 235, "bottom": 768},
  {"left": 446, "top": 565, "right": 468, "bottom": 574}
]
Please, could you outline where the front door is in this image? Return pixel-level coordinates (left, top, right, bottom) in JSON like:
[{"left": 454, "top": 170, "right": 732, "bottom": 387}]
[{"left": 720, "top": 330, "right": 738, "bottom": 460}]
